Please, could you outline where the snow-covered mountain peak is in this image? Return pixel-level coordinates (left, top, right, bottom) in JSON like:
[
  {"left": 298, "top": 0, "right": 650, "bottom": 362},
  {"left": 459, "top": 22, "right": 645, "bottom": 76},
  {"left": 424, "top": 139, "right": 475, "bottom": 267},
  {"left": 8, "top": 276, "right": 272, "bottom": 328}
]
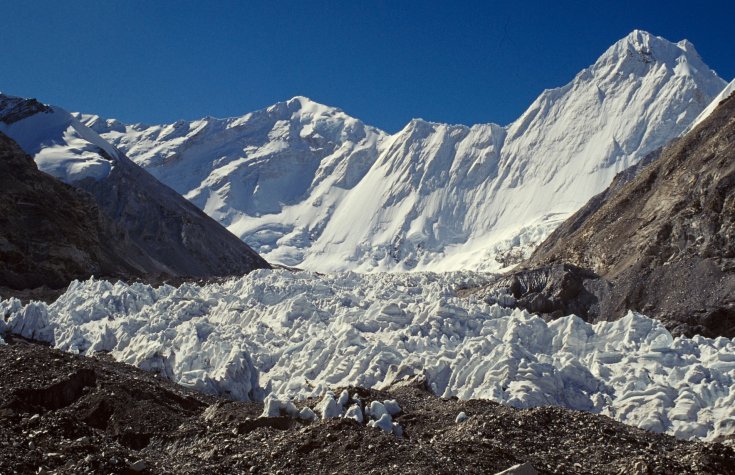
[
  {"left": 71, "top": 94, "right": 389, "bottom": 265},
  {"left": 621, "top": 29, "right": 663, "bottom": 53},
  {"left": 79, "top": 113, "right": 127, "bottom": 134},
  {"left": 78, "top": 31, "right": 727, "bottom": 272},
  {"left": 223, "top": 95, "right": 385, "bottom": 149},
  {"left": 591, "top": 30, "right": 718, "bottom": 84},
  {"left": 397, "top": 117, "right": 445, "bottom": 138},
  {"left": 609, "top": 29, "right": 685, "bottom": 61},
  {"left": 284, "top": 94, "right": 331, "bottom": 111},
  {"left": 0, "top": 94, "right": 121, "bottom": 182},
  {"left": 264, "top": 95, "right": 357, "bottom": 121}
]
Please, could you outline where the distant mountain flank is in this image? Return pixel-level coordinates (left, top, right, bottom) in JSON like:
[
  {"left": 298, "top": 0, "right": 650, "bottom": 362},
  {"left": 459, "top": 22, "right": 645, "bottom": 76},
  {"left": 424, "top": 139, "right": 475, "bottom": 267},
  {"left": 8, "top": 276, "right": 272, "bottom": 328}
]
[
  {"left": 475, "top": 85, "right": 735, "bottom": 338},
  {"left": 0, "top": 95, "right": 269, "bottom": 291},
  {"left": 0, "top": 132, "right": 154, "bottom": 289},
  {"left": 79, "top": 30, "right": 727, "bottom": 273}
]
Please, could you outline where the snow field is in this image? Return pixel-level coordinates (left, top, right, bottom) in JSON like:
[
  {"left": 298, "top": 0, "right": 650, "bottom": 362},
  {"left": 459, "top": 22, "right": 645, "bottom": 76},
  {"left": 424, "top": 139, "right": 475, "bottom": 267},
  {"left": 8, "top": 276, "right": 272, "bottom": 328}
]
[{"left": 1, "top": 269, "right": 734, "bottom": 441}]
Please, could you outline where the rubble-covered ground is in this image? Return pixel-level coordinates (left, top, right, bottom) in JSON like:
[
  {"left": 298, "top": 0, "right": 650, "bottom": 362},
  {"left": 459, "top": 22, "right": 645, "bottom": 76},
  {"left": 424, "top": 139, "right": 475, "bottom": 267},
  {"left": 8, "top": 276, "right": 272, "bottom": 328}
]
[{"left": 0, "top": 337, "right": 733, "bottom": 475}]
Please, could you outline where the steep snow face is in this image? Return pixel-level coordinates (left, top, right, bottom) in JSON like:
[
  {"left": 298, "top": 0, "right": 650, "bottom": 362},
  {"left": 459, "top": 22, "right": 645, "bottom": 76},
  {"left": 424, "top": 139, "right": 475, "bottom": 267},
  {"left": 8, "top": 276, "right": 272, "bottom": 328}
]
[
  {"left": 688, "top": 78, "right": 735, "bottom": 131},
  {"left": 307, "top": 120, "right": 510, "bottom": 271},
  {"left": 3, "top": 270, "right": 735, "bottom": 441},
  {"left": 81, "top": 31, "right": 727, "bottom": 272},
  {"left": 500, "top": 30, "right": 725, "bottom": 213},
  {"left": 0, "top": 94, "right": 119, "bottom": 182}
]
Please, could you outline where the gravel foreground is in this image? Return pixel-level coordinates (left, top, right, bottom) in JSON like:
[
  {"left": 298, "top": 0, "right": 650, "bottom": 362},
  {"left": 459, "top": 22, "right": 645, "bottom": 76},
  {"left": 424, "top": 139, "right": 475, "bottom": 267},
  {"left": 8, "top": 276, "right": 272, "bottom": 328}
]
[{"left": 0, "top": 337, "right": 733, "bottom": 475}]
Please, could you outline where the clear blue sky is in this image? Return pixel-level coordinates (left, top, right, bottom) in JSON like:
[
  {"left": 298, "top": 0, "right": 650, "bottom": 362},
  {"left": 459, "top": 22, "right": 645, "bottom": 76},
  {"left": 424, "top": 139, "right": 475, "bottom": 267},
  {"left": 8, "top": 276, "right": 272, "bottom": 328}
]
[{"left": 2, "top": 0, "right": 733, "bottom": 132}]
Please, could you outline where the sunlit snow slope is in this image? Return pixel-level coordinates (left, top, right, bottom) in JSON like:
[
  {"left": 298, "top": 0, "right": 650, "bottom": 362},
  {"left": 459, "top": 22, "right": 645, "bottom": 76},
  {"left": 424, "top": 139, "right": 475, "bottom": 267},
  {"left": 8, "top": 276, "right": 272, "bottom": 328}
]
[
  {"left": 0, "top": 95, "right": 119, "bottom": 182},
  {"left": 688, "top": 78, "right": 735, "bottom": 131},
  {"left": 80, "top": 31, "right": 727, "bottom": 272},
  {"left": 2, "top": 270, "right": 734, "bottom": 441}
]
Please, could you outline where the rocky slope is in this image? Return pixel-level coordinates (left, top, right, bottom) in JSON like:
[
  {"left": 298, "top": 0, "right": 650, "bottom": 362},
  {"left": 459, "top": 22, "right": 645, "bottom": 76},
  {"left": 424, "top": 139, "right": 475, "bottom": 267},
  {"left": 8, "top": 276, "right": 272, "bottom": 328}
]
[
  {"left": 0, "top": 95, "right": 270, "bottom": 283},
  {"left": 1, "top": 337, "right": 732, "bottom": 475},
  {"left": 80, "top": 30, "right": 726, "bottom": 272},
  {"left": 0, "top": 132, "right": 163, "bottom": 290},
  {"left": 475, "top": 82, "right": 735, "bottom": 338}
]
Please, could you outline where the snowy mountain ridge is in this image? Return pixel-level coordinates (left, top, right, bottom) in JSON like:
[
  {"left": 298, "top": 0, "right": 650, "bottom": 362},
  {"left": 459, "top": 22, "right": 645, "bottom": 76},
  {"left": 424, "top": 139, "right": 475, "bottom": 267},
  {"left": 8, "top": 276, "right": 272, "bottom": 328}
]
[
  {"left": 688, "top": 78, "right": 735, "bottom": 131},
  {"left": 0, "top": 94, "right": 270, "bottom": 279},
  {"left": 76, "top": 30, "right": 727, "bottom": 272},
  {"left": 0, "top": 94, "right": 120, "bottom": 182}
]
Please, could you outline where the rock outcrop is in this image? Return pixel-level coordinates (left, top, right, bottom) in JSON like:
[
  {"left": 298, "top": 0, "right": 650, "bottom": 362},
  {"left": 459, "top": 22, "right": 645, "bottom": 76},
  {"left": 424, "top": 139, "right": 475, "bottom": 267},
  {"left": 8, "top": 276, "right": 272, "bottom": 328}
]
[
  {"left": 0, "top": 132, "right": 157, "bottom": 289},
  {"left": 0, "top": 130, "right": 269, "bottom": 292},
  {"left": 477, "top": 90, "right": 735, "bottom": 338}
]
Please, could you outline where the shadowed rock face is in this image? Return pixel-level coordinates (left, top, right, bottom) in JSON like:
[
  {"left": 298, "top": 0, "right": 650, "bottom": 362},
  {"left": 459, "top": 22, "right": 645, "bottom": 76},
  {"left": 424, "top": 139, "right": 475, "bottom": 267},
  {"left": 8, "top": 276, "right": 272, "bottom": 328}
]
[
  {"left": 73, "top": 147, "right": 271, "bottom": 279},
  {"left": 478, "top": 93, "right": 735, "bottom": 338},
  {"left": 0, "top": 131, "right": 269, "bottom": 291},
  {"left": 0, "top": 132, "right": 158, "bottom": 289}
]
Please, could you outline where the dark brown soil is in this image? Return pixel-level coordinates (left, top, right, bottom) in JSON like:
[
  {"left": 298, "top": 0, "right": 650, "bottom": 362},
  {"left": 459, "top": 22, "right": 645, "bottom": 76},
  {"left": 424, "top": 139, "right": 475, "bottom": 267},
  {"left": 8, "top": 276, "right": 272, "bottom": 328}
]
[{"left": 0, "top": 338, "right": 732, "bottom": 474}]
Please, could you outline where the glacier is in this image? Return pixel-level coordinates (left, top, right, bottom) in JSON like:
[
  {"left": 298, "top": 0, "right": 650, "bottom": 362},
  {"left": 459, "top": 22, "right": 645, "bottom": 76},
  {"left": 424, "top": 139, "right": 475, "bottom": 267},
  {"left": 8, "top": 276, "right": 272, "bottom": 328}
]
[
  {"left": 2, "top": 270, "right": 734, "bottom": 441},
  {"left": 77, "top": 30, "right": 727, "bottom": 272}
]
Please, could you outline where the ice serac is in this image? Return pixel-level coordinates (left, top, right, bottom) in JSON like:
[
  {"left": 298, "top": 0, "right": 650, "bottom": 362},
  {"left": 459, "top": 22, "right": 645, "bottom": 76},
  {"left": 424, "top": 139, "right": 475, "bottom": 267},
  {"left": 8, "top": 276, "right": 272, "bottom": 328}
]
[
  {"left": 0, "top": 94, "right": 269, "bottom": 280},
  {"left": 82, "top": 31, "right": 726, "bottom": 272},
  {"left": 2, "top": 270, "right": 734, "bottom": 441}
]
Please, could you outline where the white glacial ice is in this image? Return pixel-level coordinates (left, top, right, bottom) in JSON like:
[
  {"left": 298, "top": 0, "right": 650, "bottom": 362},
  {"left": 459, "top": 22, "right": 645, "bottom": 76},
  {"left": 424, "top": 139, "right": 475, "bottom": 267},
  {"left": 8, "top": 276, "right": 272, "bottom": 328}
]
[
  {"left": 298, "top": 406, "right": 317, "bottom": 421},
  {"left": 344, "top": 404, "right": 364, "bottom": 424},
  {"left": 2, "top": 269, "right": 734, "bottom": 441},
  {"left": 383, "top": 399, "right": 401, "bottom": 416},
  {"left": 318, "top": 393, "right": 340, "bottom": 419},
  {"left": 371, "top": 414, "right": 394, "bottom": 434}
]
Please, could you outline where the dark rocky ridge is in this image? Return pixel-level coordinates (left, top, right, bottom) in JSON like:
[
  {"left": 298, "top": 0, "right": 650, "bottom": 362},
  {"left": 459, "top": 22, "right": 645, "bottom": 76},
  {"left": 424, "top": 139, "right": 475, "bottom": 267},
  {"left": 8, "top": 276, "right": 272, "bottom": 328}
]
[
  {"left": 0, "top": 337, "right": 732, "bottom": 474},
  {"left": 472, "top": 92, "right": 735, "bottom": 338},
  {"left": 0, "top": 132, "right": 161, "bottom": 290},
  {"left": 74, "top": 147, "right": 270, "bottom": 279},
  {"left": 0, "top": 105, "right": 270, "bottom": 294},
  {"left": 0, "top": 96, "right": 51, "bottom": 124},
  {"left": 0, "top": 129, "right": 269, "bottom": 294}
]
